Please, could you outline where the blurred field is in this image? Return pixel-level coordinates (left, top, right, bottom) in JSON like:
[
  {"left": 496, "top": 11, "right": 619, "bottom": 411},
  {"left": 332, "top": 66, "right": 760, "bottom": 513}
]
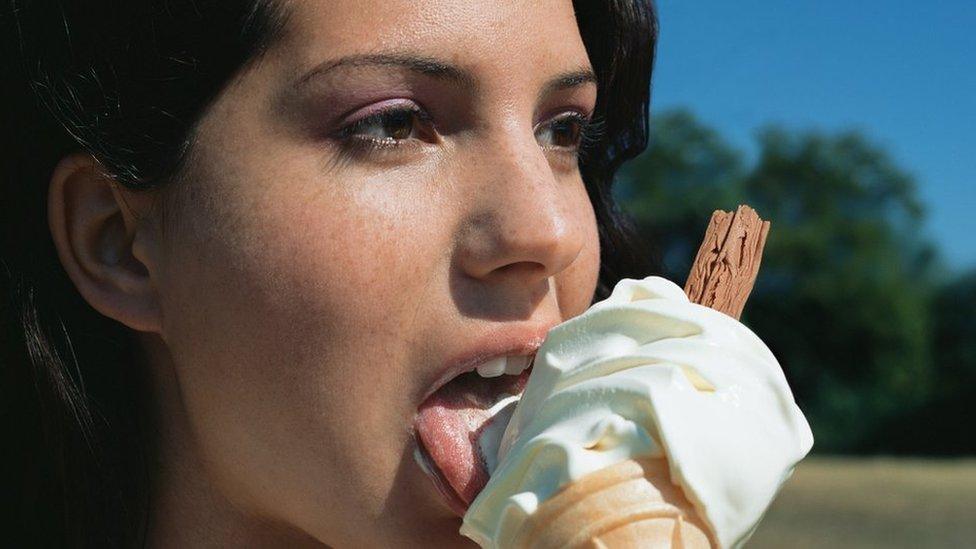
[{"left": 749, "top": 456, "right": 976, "bottom": 548}]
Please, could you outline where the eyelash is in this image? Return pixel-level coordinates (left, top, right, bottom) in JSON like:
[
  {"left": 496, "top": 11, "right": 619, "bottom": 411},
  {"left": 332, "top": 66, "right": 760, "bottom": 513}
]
[
  {"left": 536, "top": 111, "right": 603, "bottom": 156},
  {"left": 332, "top": 105, "right": 601, "bottom": 160}
]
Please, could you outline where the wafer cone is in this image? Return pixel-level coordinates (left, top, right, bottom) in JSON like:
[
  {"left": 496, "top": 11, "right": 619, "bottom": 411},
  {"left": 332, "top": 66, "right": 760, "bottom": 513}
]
[
  {"left": 511, "top": 458, "right": 713, "bottom": 549},
  {"left": 510, "top": 206, "right": 769, "bottom": 549}
]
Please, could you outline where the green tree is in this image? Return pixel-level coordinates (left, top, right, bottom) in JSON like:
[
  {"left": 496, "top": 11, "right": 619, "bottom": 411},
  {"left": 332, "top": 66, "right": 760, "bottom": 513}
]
[
  {"left": 741, "top": 127, "right": 937, "bottom": 452},
  {"left": 872, "top": 270, "right": 976, "bottom": 454},
  {"left": 618, "top": 110, "right": 940, "bottom": 452}
]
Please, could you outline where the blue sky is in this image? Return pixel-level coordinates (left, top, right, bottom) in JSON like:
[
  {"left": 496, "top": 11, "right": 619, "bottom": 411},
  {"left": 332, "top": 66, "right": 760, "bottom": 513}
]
[{"left": 649, "top": 0, "right": 975, "bottom": 271}]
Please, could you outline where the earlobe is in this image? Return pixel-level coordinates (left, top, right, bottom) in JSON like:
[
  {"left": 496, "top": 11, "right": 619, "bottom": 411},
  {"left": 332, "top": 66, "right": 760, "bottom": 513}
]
[{"left": 48, "top": 153, "right": 164, "bottom": 334}]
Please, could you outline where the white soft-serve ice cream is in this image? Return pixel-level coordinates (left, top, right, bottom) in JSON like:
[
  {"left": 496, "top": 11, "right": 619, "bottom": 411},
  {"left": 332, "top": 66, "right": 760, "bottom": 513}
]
[{"left": 461, "top": 276, "right": 814, "bottom": 548}]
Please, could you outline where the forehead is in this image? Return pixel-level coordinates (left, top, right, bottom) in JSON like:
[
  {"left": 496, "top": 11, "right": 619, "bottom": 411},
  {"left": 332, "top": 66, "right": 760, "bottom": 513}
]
[{"left": 273, "top": 0, "right": 591, "bottom": 85}]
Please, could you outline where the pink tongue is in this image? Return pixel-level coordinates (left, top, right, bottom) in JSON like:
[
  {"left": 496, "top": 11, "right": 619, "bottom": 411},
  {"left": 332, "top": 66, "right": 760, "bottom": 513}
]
[{"left": 416, "top": 369, "right": 530, "bottom": 507}]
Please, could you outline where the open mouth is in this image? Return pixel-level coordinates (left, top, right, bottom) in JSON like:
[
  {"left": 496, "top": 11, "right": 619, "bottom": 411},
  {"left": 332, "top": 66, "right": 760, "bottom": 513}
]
[{"left": 414, "top": 354, "right": 534, "bottom": 516}]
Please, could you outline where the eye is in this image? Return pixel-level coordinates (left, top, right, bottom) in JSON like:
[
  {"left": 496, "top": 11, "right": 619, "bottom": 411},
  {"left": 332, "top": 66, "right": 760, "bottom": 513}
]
[
  {"left": 535, "top": 112, "right": 589, "bottom": 150},
  {"left": 337, "top": 104, "right": 436, "bottom": 150}
]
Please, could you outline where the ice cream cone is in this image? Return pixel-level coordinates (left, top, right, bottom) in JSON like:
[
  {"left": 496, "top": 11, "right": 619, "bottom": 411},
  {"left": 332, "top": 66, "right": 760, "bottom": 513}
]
[
  {"left": 462, "top": 207, "right": 811, "bottom": 549},
  {"left": 511, "top": 458, "right": 714, "bottom": 549}
]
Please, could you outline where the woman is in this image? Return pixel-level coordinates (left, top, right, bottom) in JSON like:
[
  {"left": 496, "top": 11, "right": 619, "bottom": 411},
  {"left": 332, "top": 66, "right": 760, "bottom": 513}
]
[{"left": 2, "top": 1, "right": 659, "bottom": 546}]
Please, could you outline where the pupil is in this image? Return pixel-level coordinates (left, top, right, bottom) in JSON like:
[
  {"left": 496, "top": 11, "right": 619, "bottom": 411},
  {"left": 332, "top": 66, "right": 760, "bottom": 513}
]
[
  {"left": 553, "top": 120, "right": 581, "bottom": 147},
  {"left": 386, "top": 111, "right": 414, "bottom": 140}
]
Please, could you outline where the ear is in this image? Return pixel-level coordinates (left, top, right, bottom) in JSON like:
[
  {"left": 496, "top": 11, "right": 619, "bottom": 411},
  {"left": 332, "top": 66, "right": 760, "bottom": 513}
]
[{"left": 48, "top": 153, "right": 163, "bottom": 334}]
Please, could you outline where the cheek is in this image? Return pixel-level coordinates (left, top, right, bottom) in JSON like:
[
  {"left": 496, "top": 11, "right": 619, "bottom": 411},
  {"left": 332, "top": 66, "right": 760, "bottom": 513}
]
[
  {"left": 167, "top": 180, "right": 423, "bottom": 357},
  {"left": 155, "top": 169, "right": 448, "bottom": 518}
]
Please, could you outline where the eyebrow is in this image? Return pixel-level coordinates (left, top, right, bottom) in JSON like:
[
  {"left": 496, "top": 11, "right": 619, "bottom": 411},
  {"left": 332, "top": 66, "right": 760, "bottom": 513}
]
[
  {"left": 294, "top": 52, "right": 597, "bottom": 99},
  {"left": 296, "top": 53, "right": 475, "bottom": 88},
  {"left": 537, "top": 68, "right": 598, "bottom": 102}
]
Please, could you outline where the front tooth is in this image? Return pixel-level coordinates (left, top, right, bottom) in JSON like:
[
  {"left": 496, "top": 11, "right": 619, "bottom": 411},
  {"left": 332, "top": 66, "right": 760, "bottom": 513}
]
[
  {"left": 504, "top": 355, "right": 531, "bottom": 375},
  {"left": 476, "top": 356, "right": 507, "bottom": 378}
]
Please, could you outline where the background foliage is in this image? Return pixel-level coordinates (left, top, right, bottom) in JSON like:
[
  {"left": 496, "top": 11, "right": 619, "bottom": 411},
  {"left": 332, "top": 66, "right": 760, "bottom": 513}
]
[{"left": 617, "top": 109, "right": 974, "bottom": 454}]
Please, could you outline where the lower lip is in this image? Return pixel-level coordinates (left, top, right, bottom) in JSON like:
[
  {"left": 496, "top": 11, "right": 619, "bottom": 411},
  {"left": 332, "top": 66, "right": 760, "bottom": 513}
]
[{"left": 413, "top": 433, "right": 470, "bottom": 518}]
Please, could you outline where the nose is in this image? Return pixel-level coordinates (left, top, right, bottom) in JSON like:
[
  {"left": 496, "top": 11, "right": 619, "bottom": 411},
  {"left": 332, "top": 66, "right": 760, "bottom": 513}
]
[{"left": 454, "top": 128, "right": 586, "bottom": 289}]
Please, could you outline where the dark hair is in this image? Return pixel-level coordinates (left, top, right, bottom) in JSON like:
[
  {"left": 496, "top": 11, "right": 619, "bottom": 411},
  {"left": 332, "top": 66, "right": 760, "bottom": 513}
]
[{"left": 1, "top": 1, "right": 660, "bottom": 545}]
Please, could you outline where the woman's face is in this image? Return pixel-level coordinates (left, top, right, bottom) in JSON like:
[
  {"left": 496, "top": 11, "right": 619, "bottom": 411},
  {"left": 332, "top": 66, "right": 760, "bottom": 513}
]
[{"left": 151, "top": 0, "right": 600, "bottom": 546}]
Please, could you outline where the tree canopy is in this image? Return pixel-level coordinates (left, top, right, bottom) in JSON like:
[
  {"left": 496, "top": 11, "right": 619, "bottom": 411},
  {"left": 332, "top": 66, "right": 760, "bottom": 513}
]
[{"left": 617, "top": 109, "right": 970, "bottom": 454}]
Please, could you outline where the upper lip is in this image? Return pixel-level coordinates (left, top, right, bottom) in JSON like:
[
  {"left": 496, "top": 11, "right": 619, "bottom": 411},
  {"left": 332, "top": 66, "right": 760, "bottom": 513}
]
[{"left": 419, "top": 323, "right": 556, "bottom": 404}]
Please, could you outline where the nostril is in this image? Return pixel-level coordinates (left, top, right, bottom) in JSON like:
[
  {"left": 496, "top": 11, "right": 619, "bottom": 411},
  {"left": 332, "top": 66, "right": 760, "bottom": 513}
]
[{"left": 492, "top": 261, "right": 553, "bottom": 284}]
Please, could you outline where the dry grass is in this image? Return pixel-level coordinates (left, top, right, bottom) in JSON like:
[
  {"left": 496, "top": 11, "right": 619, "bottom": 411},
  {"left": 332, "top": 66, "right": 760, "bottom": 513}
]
[{"left": 748, "top": 456, "right": 976, "bottom": 548}]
